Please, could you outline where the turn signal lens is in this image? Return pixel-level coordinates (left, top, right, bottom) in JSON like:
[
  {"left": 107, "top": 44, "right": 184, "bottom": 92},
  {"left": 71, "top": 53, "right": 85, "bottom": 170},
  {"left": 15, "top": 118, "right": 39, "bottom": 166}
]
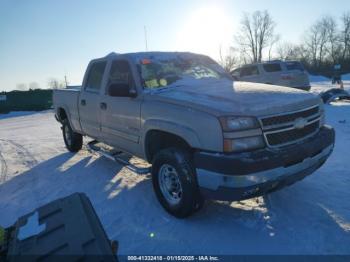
[{"left": 224, "top": 136, "right": 265, "bottom": 153}]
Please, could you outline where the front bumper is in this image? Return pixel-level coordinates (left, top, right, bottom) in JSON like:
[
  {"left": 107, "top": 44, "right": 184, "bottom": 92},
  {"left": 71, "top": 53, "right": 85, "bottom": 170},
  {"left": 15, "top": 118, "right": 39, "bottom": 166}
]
[{"left": 194, "top": 126, "right": 335, "bottom": 201}]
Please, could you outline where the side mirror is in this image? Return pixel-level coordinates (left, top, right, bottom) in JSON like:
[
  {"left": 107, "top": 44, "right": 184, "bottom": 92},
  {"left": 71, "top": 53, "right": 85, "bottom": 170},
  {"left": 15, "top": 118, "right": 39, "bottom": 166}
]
[{"left": 108, "top": 82, "right": 136, "bottom": 97}]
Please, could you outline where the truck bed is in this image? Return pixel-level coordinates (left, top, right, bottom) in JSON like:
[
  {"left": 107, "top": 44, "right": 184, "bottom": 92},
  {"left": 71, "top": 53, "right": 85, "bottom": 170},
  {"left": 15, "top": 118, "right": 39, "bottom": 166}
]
[{"left": 52, "top": 88, "right": 82, "bottom": 133}]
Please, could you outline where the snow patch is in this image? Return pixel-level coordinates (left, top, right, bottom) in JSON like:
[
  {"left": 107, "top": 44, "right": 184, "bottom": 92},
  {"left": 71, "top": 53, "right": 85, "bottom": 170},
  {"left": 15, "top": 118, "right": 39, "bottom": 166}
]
[
  {"left": 17, "top": 212, "right": 46, "bottom": 240},
  {"left": 308, "top": 74, "right": 330, "bottom": 82},
  {"left": 0, "top": 91, "right": 349, "bottom": 254}
]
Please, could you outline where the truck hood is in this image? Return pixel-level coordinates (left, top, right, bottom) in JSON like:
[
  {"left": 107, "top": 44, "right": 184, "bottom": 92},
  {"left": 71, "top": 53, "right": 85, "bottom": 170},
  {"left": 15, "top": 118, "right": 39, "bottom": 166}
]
[{"left": 144, "top": 79, "right": 320, "bottom": 116}]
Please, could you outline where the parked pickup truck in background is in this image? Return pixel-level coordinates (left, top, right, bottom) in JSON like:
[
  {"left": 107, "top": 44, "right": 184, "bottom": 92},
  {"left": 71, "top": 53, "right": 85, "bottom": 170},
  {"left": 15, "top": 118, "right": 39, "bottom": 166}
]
[{"left": 53, "top": 52, "right": 335, "bottom": 218}]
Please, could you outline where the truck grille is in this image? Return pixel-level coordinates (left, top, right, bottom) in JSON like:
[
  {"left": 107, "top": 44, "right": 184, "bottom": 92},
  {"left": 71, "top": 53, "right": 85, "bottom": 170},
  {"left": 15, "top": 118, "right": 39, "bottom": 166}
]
[
  {"left": 261, "top": 106, "right": 319, "bottom": 126},
  {"left": 260, "top": 105, "right": 321, "bottom": 147},
  {"left": 266, "top": 121, "right": 319, "bottom": 146}
]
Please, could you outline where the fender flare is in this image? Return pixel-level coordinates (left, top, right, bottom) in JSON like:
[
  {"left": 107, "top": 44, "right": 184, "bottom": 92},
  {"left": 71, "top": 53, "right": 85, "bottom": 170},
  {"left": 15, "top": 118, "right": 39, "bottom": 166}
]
[
  {"left": 55, "top": 105, "right": 77, "bottom": 132},
  {"left": 142, "top": 119, "right": 201, "bottom": 150}
]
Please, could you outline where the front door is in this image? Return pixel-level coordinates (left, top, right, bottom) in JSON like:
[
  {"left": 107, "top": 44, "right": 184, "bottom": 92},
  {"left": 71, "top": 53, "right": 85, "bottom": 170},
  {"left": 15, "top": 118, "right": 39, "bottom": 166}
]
[{"left": 100, "top": 59, "right": 142, "bottom": 155}]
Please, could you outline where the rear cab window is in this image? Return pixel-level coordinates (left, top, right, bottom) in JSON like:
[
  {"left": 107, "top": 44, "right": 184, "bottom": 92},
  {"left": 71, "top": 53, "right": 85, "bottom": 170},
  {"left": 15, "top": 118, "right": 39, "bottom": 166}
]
[
  {"left": 263, "top": 63, "right": 282, "bottom": 73},
  {"left": 85, "top": 61, "right": 107, "bottom": 92}
]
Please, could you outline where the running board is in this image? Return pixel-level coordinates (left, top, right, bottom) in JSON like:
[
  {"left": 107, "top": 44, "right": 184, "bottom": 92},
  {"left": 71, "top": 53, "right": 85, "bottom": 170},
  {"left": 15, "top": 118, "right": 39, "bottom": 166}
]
[{"left": 86, "top": 140, "right": 151, "bottom": 175}]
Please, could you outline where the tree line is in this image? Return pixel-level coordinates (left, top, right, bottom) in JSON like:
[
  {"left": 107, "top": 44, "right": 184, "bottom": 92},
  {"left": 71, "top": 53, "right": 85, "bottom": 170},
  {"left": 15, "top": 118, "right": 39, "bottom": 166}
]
[
  {"left": 15, "top": 77, "right": 68, "bottom": 91},
  {"left": 220, "top": 10, "right": 350, "bottom": 76}
]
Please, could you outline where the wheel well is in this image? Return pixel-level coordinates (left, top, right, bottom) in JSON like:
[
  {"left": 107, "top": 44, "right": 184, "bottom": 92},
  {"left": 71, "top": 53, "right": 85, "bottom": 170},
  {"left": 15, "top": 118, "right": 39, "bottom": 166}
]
[
  {"left": 57, "top": 108, "right": 67, "bottom": 121},
  {"left": 145, "top": 130, "right": 192, "bottom": 162}
]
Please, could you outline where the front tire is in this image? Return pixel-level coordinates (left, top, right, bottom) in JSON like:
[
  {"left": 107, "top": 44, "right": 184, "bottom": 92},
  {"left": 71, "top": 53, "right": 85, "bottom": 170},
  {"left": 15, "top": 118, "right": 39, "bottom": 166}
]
[
  {"left": 62, "top": 119, "right": 83, "bottom": 152},
  {"left": 151, "top": 148, "right": 204, "bottom": 218}
]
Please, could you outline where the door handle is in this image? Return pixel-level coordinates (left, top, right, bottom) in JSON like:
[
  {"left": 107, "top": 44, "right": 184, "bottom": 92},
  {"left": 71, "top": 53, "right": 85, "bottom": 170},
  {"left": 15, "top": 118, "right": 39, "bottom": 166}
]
[
  {"left": 81, "top": 99, "right": 86, "bottom": 106},
  {"left": 100, "top": 102, "right": 107, "bottom": 110}
]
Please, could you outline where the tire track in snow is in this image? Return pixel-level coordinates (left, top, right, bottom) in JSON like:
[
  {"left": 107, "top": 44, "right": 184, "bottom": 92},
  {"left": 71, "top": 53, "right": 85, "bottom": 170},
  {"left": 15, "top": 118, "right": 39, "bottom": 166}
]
[
  {"left": 0, "top": 149, "right": 8, "bottom": 183},
  {"left": 4, "top": 139, "right": 38, "bottom": 167},
  {"left": 0, "top": 139, "right": 38, "bottom": 183}
]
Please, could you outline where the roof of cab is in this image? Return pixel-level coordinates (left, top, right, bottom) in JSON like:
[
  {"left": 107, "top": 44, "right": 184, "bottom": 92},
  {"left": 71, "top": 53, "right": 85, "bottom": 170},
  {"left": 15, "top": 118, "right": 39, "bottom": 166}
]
[{"left": 100, "top": 51, "right": 206, "bottom": 61}]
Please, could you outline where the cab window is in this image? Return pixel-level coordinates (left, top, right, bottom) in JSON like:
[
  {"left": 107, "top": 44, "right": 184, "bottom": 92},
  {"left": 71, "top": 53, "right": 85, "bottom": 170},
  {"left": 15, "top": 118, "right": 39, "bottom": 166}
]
[
  {"left": 240, "top": 65, "right": 259, "bottom": 77},
  {"left": 85, "top": 61, "right": 107, "bottom": 91},
  {"left": 263, "top": 63, "right": 282, "bottom": 72},
  {"left": 285, "top": 61, "right": 305, "bottom": 71},
  {"left": 109, "top": 60, "right": 134, "bottom": 86}
]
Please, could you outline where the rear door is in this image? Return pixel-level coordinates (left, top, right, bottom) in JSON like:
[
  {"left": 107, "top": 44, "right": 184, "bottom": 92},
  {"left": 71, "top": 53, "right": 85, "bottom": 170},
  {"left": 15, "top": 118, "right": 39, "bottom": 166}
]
[
  {"left": 261, "top": 63, "right": 283, "bottom": 85},
  {"left": 283, "top": 61, "right": 310, "bottom": 88},
  {"left": 100, "top": 59, "right": 142, "bottom": 155},
  {"left": 79, "top": 60, "right": 107, "bottom": 138}
]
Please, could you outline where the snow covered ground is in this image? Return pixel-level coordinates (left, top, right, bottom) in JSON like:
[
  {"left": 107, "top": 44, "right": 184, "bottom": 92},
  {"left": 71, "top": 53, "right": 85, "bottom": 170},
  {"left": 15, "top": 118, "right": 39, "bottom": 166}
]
[
  {"left": 0, "top": 81, "right": 350, "bottom": 255},
  {"left": 310, "top": 73, "right": 350, "bottom": 94}
]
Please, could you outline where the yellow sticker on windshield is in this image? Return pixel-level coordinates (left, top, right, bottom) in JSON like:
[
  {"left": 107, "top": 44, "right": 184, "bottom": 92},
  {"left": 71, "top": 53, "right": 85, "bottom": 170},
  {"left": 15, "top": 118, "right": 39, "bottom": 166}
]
[
  {"left": 145, "top": 79, "right": 158, "bottom": 88},
  {"left": 159, "top": 78, "right": 167, "bottom": 86}
]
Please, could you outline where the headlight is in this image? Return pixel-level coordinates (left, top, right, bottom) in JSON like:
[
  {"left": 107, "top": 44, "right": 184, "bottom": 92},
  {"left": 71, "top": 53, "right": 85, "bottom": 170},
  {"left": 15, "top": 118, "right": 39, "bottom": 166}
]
[
  {"left": 224, "top": 136, "right": 265, "bottom": 153},
  {"left": 219, "top": 116, "right": 259, "bottom": 131},
  {"left": 320, "top": 111, "right": 325, "bottom": 126},
  {"left": 319, "top": 103, "right": 325, "bottom": 126}
]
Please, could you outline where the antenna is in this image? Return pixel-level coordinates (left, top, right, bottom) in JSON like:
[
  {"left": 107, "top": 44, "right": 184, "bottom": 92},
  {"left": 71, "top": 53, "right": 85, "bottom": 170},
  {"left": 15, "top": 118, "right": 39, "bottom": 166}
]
[
  {"left": 64, "top": 75, "right": 68, "bottom": 88},
  {"left": 144, "top": 26, "right": 148, "bottom": 51}
]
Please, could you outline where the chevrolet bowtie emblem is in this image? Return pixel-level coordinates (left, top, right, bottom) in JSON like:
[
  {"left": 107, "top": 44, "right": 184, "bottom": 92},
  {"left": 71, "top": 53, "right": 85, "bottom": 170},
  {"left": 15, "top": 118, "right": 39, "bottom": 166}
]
[{"left": 294, "top": 117, "right": 307, "bottom": 129}]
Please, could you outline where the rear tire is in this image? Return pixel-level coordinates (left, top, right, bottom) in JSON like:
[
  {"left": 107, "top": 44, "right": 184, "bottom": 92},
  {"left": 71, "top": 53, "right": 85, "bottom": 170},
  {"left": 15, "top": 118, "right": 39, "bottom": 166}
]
[
  {"left": 62, "top": 119, "right": 83, "bottom": 152},
  {"left": 151, "top": 148, "right": 204, "bottom": 218}
]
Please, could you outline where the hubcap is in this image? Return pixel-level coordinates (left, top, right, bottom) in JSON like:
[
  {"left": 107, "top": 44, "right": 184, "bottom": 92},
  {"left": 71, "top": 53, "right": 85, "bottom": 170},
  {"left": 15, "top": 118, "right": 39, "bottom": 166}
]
[
  {"left": 64, "top": 125, "right": 72, "bottom": 146},
  {"left": 158, "top": 164, "right": 183, "bottom": 205}
]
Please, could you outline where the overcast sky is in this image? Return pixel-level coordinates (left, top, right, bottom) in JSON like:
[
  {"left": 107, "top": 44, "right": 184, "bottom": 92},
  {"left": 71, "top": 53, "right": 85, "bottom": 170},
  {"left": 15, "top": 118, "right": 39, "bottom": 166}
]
[{"left": 0, "top": 0, "right": 348, "bottom": 91}]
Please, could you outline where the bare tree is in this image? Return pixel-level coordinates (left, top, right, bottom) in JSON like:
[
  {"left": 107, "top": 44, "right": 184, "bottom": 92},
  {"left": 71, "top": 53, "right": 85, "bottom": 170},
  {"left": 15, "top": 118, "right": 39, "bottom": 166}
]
[
  {"left": 29, "top": 82, "right": 40, "bottom": 90},
  {"left": 340, "top": 12, "right": 350, "bottom": 60},
  {"left": 16, "top": 83, "right": 27, "bottom": 91},
  {"left": 324, "top": 16, "right": 341, "bottom": 64},
  {"left": 268, "top": 34, "right": 280, "bottom": 61},
  {"left": 48, "top": 78, "right": 65, "bottom": 89},
  {"left": 276, "top": 42, "right": 297, "bottom": 60},
  {"left": 304, "top": 23, "right": 320, "bottom": 66},
  {"left": 219, "top": 46, "right": 239, "bottom": 72},
  {"left": 305, "top": 16, "right": 338, "bottom": 68},
  {"left": 236, "top": 10, "right": 276, "bottom": 63},
  {"left": 317, "top": 18, "right": 330, "bottom": 66}
]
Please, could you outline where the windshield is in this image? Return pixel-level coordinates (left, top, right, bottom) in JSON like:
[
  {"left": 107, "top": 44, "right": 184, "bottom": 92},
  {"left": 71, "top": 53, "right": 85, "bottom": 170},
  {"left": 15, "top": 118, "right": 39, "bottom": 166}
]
[{"left": 137, "top": 54, "right": 231, "bottom": 89}]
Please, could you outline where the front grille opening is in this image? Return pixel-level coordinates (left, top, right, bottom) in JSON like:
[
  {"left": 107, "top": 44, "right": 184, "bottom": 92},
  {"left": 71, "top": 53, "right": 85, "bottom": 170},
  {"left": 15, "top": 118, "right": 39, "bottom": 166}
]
[
  {"left": 266, "top": 121, "right": 319, "bottom": 146},
  {"left": 261, "top": 106, "right": 319, "bottom": 127}
]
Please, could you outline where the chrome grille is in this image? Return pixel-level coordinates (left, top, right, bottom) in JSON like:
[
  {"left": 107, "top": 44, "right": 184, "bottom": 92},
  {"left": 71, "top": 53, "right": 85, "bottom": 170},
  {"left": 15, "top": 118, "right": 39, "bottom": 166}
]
[
  {"left": 260, "top": 105, "right": 321, "bottom": 147},
  {"left": 261, "top": 106, "right": 319, "bottom": 127},
  {"left": 266, "top": 121, "right": 319, "bottom": 146}
]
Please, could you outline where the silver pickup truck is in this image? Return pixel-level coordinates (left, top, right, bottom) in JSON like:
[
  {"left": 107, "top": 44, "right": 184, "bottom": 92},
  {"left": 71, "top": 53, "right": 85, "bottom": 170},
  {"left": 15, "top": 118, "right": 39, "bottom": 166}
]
[{"left": 53, "top": 52, "right": 335, "bottom": 218}]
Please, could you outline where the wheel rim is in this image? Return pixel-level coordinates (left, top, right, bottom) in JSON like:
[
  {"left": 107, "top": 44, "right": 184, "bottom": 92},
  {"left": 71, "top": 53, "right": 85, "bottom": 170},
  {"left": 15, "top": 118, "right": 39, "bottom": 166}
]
[
  {"left": 158, "top": 164, "right": 183, "bottom": 205},
  {"left": 64, "top": 124, "right": 72, "bottom": 146}
]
